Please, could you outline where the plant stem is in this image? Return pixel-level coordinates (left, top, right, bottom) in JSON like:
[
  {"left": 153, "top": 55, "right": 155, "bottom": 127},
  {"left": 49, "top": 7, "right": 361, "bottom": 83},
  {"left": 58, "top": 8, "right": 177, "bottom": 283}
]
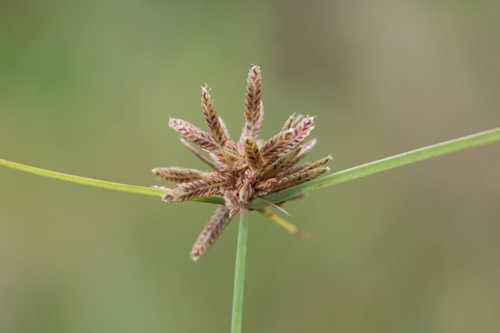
[
  {"left": 231, "top": 209, "right": 248, "bottom": 333},
  {"left": 1, "top": 127, "right": 499, "bottom": 205}
]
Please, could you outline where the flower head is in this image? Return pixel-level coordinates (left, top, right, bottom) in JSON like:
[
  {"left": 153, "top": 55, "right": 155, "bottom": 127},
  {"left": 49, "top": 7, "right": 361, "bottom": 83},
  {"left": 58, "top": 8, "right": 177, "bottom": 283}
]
[{"left": 153, "top": 65, "right": 332, "bottom": 261}]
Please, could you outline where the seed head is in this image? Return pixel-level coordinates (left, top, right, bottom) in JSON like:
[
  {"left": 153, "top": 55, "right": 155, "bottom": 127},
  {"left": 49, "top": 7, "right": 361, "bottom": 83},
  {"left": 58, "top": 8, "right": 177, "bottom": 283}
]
[{"left": 153, "top": 66, "right": 332, "bottom": 260}]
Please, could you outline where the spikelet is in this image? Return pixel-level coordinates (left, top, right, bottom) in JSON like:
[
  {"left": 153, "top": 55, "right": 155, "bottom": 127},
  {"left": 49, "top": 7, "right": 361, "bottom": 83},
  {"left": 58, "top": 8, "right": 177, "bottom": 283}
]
[
  {"left": 163, "top": 187, "right": 221, "bottom": 203},
  {"left": 289, "top": 138, "right": 317, "bottom": 166},
  {"left": 261, "top": 118, "right": 314, "bottom": 167},
  {"left": 179, "top": 172, "right": 229, "bottom": 192},
  {"left": 273, "top": 167, "right": 330, "bottom": 191},
  {"left": 201, "top": 86, "right": 227, "bottom": 147},
  {"left": 240, "top": 65, "right": 262, "bottom": 141},
  {"left": 283, "top": 116, "right": 314, "bottom": 155},
  {"left": 180, "top": 188, "right": 221, "bottom": 201},
  {"left": 260, "top": 146, "right": 302, "bottom": 178},
  {"left": 260, "top": 116, "right": 314, "bottom": 163},
  {"left": 253, "top": 101, "right": 264, "bottom": 138},
  {"left": 179, "top": 138, "right": 219, "bottom": 170},
  {"left": 291, "top": 114, "right": 305, "bottom": 128},
  {"left": 190, "top": 205, "right": 232, "bottom": 261},
  {"left": 267, "top": 139, "right": 317, "bottom": 175},
  {"left": 209, "top": 151, "right": 229, "bottom": 169},
  {"left": 301, "top": 154, "right": 333, "bottom": 171},
  {"left": 281, "top": 113, "right": 296, "bottom": 131},
  {"left": 260, "top": 128, "right": 295, "bottom": 162},
  {"left": 152, "top": 167, "right": 207, "bottom": 183},
  {"left": 218, "top": 116, "right": 231, "bottom": 140},
  {"left": 244, "top": 138, "right": 263, "bottom": 171},
  {"left": 278, "top": 155, "right": 333, "bottom": 178},
  {"left": 169, "top": 118, "right": 217, "bottom": 151}
]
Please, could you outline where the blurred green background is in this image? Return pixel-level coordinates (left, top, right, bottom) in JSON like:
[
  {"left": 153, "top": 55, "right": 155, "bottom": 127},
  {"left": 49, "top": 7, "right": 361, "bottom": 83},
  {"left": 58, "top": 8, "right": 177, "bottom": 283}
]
[{"left": 1, "top": 0, "right": 499, "bottom": 332}]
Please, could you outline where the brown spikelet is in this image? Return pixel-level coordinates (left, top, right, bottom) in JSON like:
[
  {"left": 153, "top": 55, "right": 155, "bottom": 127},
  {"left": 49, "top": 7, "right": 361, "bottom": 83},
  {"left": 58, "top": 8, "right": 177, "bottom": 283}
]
[
  {"left": 260, "top": 146, "right": 302, "bottom": 178},
  {"left": 302, "top": 154, "right": 333, "bottom": 170},
  {"left": 281, "top": 113, "right": 296, "bottom": 131},
  {"left": 190, "top": 205, "right": 232, "bottom": 261},
  {"left": 179, "top": 138, "right": 219, "bottom": 170},
  {"left": 278, "top": 155, "right": 333, "bottom": 178},
  {"left": 165, "top": 187, "right": 221, "bottom": 202},
  {"left": 240, "top": 65, "right": 262, "bottom": 141},
  {"left": 218, "top": 116, "right": 231, "bottom": 140},
  {"left": 201, "top": 86, "right": 227, "bottom": 146},
  {"left": 283, "top": 116, "right": 314, "bottom": 154},
  {"left": 251, "top": 101, "right": 264, "bottom": 139},
  {"left": 291, "top": 114, "right": 304, "bottom": 128},
  {"left": 209, "top": 151, "right": 229, "bottom": 169},
  {"left": 179, "top": 172, "right": 229, "bottom": 192},
  {"left": 244, "top": 138, "right": 263, "bottom": 171},
  {"left": 260, "top": 117, "right": 314, "bottom": 163},
  {"left": 169, "top": 118, "right": 217, "bottom": 151},
  {"left": 260, "top": 128, "right": 295, "bottom": 162},
  {"left": 273, "top": 167, "right": 330, "bottom": 191},
  {"left": 152, "top": 167, "right": 207, "bottom": 183},
  {"left": 289, "top": 139, "right": 317, "bottom": 166}
]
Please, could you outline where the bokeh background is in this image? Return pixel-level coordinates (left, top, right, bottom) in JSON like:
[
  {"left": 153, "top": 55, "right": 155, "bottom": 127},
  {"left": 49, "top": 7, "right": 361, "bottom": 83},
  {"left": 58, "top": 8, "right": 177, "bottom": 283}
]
[{"left": 1, "top": 1, "right": 500, "bottom": 332}]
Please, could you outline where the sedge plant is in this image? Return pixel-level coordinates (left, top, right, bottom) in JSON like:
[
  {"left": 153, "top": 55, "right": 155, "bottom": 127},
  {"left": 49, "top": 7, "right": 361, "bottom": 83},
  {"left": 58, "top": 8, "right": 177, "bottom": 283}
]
[{"left": 1, "top": 66, "right": 499, "bottom": 333}]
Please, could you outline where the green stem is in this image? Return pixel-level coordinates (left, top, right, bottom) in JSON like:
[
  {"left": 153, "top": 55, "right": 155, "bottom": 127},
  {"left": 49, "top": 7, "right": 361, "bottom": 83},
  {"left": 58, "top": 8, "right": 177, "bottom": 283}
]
[
  {"left": 231, "top": 209, "right": 248, "bottom": 333},
  {"left": 1, "top": 127, "right": 499, "bottom": 205}
]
